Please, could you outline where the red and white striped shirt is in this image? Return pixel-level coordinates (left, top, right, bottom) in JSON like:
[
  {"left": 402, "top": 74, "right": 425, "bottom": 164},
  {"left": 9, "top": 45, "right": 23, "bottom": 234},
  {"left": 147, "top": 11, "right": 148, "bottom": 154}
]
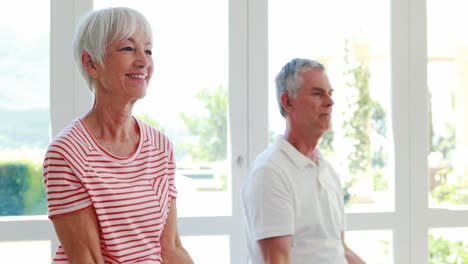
[{"left": 43, "top": 118, "right": 177, "bottom": 264}]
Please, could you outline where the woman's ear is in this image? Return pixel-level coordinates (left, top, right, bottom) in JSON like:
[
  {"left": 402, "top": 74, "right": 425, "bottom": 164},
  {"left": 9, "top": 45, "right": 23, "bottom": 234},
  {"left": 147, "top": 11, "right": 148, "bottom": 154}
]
[{"left": 81, "top": 52, "right": 99, "bottom": 79}]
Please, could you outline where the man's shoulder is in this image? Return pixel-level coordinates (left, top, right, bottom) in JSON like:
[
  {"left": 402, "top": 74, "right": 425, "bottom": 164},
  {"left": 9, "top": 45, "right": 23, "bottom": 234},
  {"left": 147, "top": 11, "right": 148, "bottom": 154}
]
[{"left": 251, "top": 141, "right": 286, "bottom": 169}]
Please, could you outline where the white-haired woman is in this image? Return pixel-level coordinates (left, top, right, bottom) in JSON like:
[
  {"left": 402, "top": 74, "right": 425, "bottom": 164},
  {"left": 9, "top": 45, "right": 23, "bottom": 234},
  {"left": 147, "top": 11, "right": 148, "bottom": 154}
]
[{"left": 43, "top": 7, "right": 193, "bottom": 264}]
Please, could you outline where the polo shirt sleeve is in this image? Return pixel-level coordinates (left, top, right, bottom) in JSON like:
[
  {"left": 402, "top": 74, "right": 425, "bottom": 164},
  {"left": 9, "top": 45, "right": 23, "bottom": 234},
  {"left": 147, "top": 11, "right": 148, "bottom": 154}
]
[
  {"left": 243, "top": 166, "right": 295, "bottom": 240},
  {"left": 328, "top": 163, "right": 347, "bottom": 231}
]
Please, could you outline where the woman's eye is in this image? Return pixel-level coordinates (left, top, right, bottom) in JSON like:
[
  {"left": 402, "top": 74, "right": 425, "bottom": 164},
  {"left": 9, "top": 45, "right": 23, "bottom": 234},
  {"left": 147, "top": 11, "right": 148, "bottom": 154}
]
[
  {"left": 120, "top": 47, "right": 133, "bottom": 51},
  {"left": 145, "top": 50, "right": 152, "bottom": 55}
]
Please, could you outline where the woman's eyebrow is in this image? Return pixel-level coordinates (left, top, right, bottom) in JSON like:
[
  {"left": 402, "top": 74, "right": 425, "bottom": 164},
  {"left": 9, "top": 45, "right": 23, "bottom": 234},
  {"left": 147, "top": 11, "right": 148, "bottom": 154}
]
[{"left": 126, "top": 37, "right": 152, "bottom": 46}]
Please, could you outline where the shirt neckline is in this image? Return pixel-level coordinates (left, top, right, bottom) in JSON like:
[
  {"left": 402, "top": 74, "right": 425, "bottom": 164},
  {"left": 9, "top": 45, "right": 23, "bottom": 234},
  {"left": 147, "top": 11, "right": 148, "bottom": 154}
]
[
  {"left": 77, "top": 117, "right": 143, "bottom": 163},
  {"left": 277, "top": 135, "right": 324, "bottom": 169}
]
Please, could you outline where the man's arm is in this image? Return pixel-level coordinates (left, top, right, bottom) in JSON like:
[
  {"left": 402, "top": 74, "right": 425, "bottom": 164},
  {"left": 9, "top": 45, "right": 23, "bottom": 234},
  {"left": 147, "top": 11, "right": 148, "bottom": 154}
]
[
  {"left": 160, "top": 199, "right": 194, "bottom": 264},
  {"left": 52, "top": 207, "right": 105, "bottom": 264},
  {"left": 341, "top": 231, "right": 366, "bottom": 264},
  {"left": 257, "top": 235, "right": 292, "bottom": 264}
]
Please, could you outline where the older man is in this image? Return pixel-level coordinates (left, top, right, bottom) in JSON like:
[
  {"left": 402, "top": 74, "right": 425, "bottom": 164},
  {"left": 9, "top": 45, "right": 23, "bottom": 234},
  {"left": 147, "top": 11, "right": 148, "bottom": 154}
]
[{"left": 241, "top": 58, "right": 365, "bottom": 264}]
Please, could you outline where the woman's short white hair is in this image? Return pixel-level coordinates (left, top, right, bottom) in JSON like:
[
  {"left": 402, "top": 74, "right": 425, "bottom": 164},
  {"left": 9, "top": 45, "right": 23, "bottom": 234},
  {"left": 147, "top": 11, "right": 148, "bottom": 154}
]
[{"left": 73, "top": 7, "right": 153, "bottom": 91}]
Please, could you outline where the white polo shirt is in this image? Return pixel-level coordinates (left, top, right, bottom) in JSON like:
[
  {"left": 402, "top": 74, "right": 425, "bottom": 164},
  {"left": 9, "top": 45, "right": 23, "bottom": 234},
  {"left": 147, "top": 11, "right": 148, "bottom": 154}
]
[{"left": 241, "top": 136, "right": 347, "bottom": 264}]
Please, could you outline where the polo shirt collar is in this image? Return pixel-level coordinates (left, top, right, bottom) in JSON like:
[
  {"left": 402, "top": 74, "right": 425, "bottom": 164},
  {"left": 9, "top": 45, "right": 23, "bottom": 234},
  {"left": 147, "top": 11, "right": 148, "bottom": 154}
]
[{"left": 276, "top": 136, "right": 323, "bottom": 169}]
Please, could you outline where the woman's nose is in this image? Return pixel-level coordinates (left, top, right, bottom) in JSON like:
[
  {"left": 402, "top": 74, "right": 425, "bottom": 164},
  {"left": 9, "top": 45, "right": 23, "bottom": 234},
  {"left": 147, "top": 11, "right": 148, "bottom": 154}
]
[{"left": 135, "top": 49, "right": 151, "bottom": 68}]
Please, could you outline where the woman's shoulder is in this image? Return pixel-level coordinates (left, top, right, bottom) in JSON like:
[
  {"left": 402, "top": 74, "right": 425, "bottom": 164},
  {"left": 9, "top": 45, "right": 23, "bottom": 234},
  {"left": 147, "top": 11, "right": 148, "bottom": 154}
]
[
  {"left": 46, "top": 118, "right": 92, "bottom": 154},
  {"left": 136, "top": 118, "right": 173, "bottom": 150}
]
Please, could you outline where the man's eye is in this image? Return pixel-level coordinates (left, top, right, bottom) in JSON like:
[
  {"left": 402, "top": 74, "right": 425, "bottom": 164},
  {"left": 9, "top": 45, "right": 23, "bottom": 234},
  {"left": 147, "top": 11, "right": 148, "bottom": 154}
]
[{"left": 145, "top": 50, "right": 152, "bottom": 55}]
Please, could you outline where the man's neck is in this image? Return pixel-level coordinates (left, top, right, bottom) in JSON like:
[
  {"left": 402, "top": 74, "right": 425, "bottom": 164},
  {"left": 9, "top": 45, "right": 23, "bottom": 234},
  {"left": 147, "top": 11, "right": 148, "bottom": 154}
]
[{"left": 283, "top": 130, "right": 320, "bottom": 163}]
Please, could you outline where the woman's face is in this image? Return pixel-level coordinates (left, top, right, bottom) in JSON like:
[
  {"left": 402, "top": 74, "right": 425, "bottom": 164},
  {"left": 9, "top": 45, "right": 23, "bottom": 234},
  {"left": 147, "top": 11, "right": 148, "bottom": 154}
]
[{"left": 94, "top": 32, "right": 154, "bottom": 102}]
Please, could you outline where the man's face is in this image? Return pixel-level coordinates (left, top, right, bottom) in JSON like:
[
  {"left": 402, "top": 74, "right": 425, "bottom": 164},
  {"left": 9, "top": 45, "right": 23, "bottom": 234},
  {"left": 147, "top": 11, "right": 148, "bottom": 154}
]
[{"left": 287, "top": 68, "right": 334, "bottom": 136}]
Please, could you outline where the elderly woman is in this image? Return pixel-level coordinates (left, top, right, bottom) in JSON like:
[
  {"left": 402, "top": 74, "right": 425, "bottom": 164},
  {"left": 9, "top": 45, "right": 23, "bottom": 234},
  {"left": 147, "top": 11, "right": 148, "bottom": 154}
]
[{"left": 42, "top": 7, "right": 193, "bottom": 264}]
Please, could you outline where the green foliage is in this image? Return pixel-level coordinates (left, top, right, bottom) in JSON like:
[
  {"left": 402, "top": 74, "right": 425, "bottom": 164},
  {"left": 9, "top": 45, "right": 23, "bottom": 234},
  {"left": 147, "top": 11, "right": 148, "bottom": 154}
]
[
  {"left": 339, "top": 40, "right": 389, "bottom": 204},
  {"left": 429, "top": 91, "right": 435, "bottom": 153},
  {"left": 342, "top": 42, "right": 372, "bottom": 176},
  {"left": 196, "top": 173, "right": 227, "bottom": 192},
  {"left": 373, "top": 170, "right": 388, "bottom": 191},
  {"left": 430, "top": 234, "right": 468, "bottom": 264},
  {"left": 0, "top": 162, "right": 46, "bottom": 216},
  {"left": 371, "top": 102, "right": 387, "bottom": 138},
  {"left": 136, "top": 113, "right": 165, "bottom": 132},
  {"left": 180, "top": 85, "right": 228, "bottom": 162},
  {"left": 343, "top": 179, "right": 354, "bottom": 206},
  {"left": 428, "top": 84, "right": 460, "bottom": 205},
  {"left": 433, "top": 123, "right": 456, "bottom": 159},
  {"left": 381, "top": 239, "right": 390, "bottom": 256},
  {"left": 431, "top": 181, "right": 468, "bottom": 205},
  {"left": 319, "top": 129, "right": 335, "bottom": 157},
  {"left": 428, "top": 90, "right": 456, "bottom": 159}
]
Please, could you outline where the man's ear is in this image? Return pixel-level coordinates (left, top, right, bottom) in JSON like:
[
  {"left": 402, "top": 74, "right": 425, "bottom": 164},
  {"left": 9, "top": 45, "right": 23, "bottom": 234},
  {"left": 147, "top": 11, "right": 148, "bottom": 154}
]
[
  {"left": 81, "top": 52, "right": 99, "bottom": 79},
  {"left": 281, "top": 92, "right": 293, "bottom": 112}
]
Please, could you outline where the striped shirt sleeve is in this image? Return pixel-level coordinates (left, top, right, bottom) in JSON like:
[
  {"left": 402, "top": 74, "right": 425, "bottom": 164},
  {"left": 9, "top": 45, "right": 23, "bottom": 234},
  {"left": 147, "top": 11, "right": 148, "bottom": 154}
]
[
  {"left": 43, "top": 142, "right": 92, "bottom": 219},
  {"left": 164, "top": 132, "right": 178, "bottom": 199}
]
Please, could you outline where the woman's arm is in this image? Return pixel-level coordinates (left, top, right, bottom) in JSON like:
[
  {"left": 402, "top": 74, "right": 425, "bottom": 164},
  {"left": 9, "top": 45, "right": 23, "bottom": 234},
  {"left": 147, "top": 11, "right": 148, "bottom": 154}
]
[
  {"left": 160, "top": 199, "right": 194, "bottom": 264},
  {"left": 52, "top": 207, "right": 104, "bottom": 264}
]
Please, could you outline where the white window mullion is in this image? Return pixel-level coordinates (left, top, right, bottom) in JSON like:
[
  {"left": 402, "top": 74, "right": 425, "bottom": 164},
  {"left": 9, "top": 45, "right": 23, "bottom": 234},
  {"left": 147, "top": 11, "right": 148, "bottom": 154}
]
[
  {"left": 409, "top": 0, "right": 429, "bottom": 263},
  {"left": 244, "top": 0, "right": 269, "bottom": 257},
  {"left": 247, "top": 0, "right": 269, "bottom": 163},
  {"left": 427, "top": 210, "right": 468, "bottom": 227},
  {"left": 50, "top": 0, "right": 93, "bottom": 255},
  {"left": 73, "top": 0, "right": 93, "bottom": 117},
  {"left": 50, "top": 0, "right": 77, "bottom": 137},
  {"left": 229, "top": 0, "right": 249, "bottom": 262},
  {"left": 51, "top": 0, "right": 92, "bottom": 137},
  {"left": 391, "top": 0, "right": 411, "bottom": 263},
  {"left": 49, "top": 0, "right": 80, "bottom": 255}
]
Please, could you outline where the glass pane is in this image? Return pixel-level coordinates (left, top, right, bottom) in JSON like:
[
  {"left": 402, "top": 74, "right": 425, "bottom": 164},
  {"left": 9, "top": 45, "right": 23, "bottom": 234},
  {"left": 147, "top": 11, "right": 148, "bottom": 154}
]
[
  {"left": 0, "top": 241, "right": 51, "bottom": 264},
  {"left": 0, "top": 0, "right": 50, "bottom": 216},
  {"left": 346, "top": 230, "right": 393, "bottom": 264},
  {"left": 429, "top": 228, "right": 468, "bottom": 263},
  {"left": 94, "top": 0, "right": 230, "bottom": 217},
  {"left": 269, "top": 0, "right": 393, "bottom": 212},
  {"left": 181, "top": 235, "right": 230, "bottom": 264},
  {"left": 427, "top": 0, "right": 468, "bottom": 209}
]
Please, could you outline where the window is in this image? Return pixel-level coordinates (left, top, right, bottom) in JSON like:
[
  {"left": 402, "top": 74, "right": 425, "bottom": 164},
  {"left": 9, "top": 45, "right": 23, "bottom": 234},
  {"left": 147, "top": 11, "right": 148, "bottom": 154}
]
[
  {"left": 427, "top": 0, "right": 468, "bottom": 210},
  {"left": 1, "top": 1, "right": 467, "bottom": 263},
  {"left": 0, "top": 0, "right": 49, "bottom": 217},
  {"left": 0, "top": 0, "right": 51, "bottom": 263},
  {"left": 95, "top": 0, "right": 231, "bottom": 218},
  {"left": 426, "top": 0, "right": 468, "bottom": 262},
  {"left": 269, "top": 0, "right": 393, "bottom": 213}
]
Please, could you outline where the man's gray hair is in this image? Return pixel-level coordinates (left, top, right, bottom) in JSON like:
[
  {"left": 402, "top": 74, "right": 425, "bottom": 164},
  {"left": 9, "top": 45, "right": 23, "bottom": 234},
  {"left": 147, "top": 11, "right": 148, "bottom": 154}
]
[
  {"left": 73, "top": 7, "right": 153, "bottom": 92},
  {"left": 275, "top": 58, "right": 325, "bottom": 117}
]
